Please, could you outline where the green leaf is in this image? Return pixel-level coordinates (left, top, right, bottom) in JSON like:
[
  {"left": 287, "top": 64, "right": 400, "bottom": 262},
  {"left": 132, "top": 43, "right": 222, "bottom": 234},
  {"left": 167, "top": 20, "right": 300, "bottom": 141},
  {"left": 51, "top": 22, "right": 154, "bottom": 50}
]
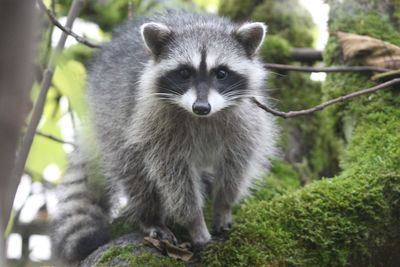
[{"left": 53, "top": 59, "right": 87, "bottom": 120}]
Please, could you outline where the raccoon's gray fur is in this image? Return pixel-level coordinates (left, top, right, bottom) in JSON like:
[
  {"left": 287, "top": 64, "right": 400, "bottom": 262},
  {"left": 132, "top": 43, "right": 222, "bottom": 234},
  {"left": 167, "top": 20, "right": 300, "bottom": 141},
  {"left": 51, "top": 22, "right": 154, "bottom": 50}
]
[{"left": 52, "top": 10, "right": 278, "bottom": 263}]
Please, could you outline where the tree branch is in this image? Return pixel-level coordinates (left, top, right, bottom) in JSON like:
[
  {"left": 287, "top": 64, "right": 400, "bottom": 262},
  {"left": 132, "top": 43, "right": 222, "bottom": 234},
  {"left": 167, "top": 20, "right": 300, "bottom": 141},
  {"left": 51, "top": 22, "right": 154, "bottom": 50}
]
[
  {"left": 36, "top": 131, "right": 75, "bottom": 146},
  {"left": 37, "top": 0, "right": 101, "bottom": 49},
  {"left": 252, "top": 78, "right": 400, "bottom": 118},
  {"left": 291, "top": 48, "right": 323, "bottom": 62},
  {"left": 264, "top": 63, "right": 390, "bottom": 73}
]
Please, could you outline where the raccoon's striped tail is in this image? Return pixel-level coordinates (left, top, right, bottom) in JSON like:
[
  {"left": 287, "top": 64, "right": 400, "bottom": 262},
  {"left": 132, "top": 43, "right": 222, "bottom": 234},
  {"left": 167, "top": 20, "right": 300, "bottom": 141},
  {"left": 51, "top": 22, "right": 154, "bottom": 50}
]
[{"left": 51, "top": 150, "right": 110, "bottom": 263}]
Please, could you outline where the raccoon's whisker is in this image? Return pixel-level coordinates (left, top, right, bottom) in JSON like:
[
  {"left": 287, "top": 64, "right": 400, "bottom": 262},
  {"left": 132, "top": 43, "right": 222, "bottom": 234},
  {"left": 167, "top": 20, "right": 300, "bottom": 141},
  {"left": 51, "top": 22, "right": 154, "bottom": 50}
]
[
  {"left": 223, "top": 91, "right": 261, "bottom": 99},
  {"left": 224, "top": 87, "right": 246, "bottom": 94},
  {"left": 163, "top": 77, "right": 186, "bottom": 94},
  {"left": 223, "top": 79, "right": 247, "bottom": 89},
  {"left": 266, "top": 70, "right": 287, "bottom": 77},
  {"left": 223, "top": 80, "right": 248, "bottom": 92},
  {"left": 153, "top": 88, "right": 182, "bottom": 96}
]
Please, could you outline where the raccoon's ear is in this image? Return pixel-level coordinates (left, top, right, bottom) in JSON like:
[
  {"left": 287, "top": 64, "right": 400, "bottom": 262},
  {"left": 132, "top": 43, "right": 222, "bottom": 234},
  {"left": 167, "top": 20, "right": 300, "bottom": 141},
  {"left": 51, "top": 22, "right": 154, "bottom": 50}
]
[
  {"left": 140, "top": 22, "right": 172, "bottom": 57},
  {"left": 235, "top": 22, "right": 267, "bottom": 57}
]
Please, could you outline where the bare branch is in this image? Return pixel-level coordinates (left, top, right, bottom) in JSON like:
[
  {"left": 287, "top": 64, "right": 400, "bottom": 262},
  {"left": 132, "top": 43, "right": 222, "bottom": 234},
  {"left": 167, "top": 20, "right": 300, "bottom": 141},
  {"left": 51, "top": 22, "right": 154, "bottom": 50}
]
[
  {"left": 372, "top": 69, "right": 400, "bottom": 81},
  {"left": 291, "top": 48, "right": 323, "bottom": 62},
  {"left": 12, "top": 0, "right": 84, "bottom": 204},
  {"left": 264, "top": 63, "right": 390, "bottom": 73},
  {"left": 37, "top": 0, "right": 102, "bottom": 49},
  {"left": 252, "top": 78, "right": 400, "bottom": 118},
  {"left": 36, "top": 131, "right": 75, "bottom": 146}
]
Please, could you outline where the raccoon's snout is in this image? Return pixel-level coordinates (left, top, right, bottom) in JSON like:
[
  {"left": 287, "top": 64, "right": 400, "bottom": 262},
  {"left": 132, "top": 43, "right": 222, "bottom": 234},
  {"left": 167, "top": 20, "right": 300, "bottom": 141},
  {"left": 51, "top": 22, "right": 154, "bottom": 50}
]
[
  {"left": 179, "top": 88, "right": 226, "bottom": 116},
  {"left": 192, "top": 100, "right": 211, "bottom": 115}
]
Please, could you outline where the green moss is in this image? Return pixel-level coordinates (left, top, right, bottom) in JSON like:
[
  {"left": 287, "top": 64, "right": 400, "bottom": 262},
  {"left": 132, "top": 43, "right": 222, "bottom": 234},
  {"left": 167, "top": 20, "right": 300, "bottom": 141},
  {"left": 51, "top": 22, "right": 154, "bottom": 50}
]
[
  {"left": 251, "top": 160, "right": 301, "bottom": 202},
  {"left": 97, "top": 244, "right": 185, "bottom": 267},
  {"left": 341, "top": 90, "right": 400, "bottom": 177},
  {"left": 328, "top": 5, "right": 400, "bottom": 45},
  {"left": 202, "top": 174, "right": 400, "bottom": 266}
]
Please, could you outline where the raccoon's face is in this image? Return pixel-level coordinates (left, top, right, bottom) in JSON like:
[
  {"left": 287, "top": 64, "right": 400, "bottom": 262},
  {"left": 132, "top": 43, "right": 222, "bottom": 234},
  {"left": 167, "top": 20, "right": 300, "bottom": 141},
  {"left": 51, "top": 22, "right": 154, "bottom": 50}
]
[{"left": 140, "top": 19, "right": 267, "bottom": 117}]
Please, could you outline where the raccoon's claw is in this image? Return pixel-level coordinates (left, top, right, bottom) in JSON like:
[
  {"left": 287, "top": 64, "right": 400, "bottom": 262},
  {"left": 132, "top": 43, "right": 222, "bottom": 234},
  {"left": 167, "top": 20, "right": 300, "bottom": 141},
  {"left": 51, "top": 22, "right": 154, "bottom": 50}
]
[
  {"left": 148, "top": 226, "right": 178, "bottom": 245},
  {"left": 212, "top": 222, "right": 233, "bottom": 236},
  {"left": 191, "top": 238, "right": 212, "bottom": 253},
  {"left": 213, "top": 209, "right": 233, "bottom": 236}
]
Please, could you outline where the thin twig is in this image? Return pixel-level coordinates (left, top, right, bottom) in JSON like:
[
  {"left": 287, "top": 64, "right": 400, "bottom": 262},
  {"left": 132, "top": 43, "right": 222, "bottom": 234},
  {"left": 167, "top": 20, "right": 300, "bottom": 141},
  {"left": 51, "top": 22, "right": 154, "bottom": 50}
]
[
  {"left": 42, "top": 0, "right": 55, "bottom": 73},
  {"left": 36, "top": 131, "right": 75, "bottom": 146},
  {"left": 264, "top": 63, "right": 390, "bottom": 73},
  {"left": 371, "top": 69, "right": 400, "bottom": 81},
  {"left": 252, "top": 78, "right": 400, "bottom": 118},
  {"left": 37, "top": 0, "right": 101, "bottom": 49},
  {"left": 13, "top": 0, "right": 84, "bottom": 189}
]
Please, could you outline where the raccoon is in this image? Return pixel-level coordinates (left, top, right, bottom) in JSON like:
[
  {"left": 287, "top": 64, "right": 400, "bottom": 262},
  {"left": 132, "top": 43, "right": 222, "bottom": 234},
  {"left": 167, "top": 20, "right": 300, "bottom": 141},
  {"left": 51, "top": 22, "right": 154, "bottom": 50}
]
[{"left": 51, "top": 10, "right": 278, "bottom": 263}]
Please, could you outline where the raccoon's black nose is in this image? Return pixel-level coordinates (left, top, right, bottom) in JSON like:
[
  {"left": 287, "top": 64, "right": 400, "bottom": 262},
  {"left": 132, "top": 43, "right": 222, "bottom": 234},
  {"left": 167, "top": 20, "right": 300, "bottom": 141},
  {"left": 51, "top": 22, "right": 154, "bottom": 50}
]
[{"left": 192, "top": 101, "right": 211, "bottom": 115}]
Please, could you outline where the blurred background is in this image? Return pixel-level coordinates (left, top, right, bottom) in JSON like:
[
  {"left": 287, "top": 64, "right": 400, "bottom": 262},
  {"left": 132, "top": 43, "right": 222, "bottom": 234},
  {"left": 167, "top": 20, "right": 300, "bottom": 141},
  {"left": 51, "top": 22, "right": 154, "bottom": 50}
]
[{"left": 5, "top": 0, "right": 330, "bottom": 266}]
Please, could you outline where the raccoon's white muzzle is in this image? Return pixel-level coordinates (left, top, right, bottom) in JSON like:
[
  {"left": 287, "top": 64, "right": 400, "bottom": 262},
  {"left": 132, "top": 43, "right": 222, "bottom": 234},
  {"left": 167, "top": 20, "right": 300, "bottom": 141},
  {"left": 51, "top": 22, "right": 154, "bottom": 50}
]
[{"left": 179, "top": 88, "right": 227, "bottom": 117}]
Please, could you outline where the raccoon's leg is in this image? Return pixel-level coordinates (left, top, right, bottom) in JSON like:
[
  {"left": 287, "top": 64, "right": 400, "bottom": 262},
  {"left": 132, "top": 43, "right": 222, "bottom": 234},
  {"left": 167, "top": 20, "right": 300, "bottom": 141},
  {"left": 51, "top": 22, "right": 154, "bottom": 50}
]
[
  {"left": 122, "top": 176, "right": 177, "bottom": 244},
  {"left": 156, "top": 161, "right": 211, "bottom": 246},
  {"left": 212, "top": 181, "right": 235, "bottom": 234},
  {"left": 213, "top": 148, "right": 253, "bottom": 234},
  {"left": 51, "top": 150, "right": 110, "bottom": 263}
]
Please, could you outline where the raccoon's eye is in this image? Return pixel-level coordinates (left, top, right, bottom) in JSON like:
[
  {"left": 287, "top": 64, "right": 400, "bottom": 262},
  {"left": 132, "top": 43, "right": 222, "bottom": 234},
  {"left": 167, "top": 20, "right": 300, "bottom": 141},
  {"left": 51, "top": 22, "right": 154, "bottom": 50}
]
[
  {"left": 215, "top": 69, "right": 228, "bottom": 80},
  {"left": 179, "top": 68, "right": 191, "bottom": 80}
]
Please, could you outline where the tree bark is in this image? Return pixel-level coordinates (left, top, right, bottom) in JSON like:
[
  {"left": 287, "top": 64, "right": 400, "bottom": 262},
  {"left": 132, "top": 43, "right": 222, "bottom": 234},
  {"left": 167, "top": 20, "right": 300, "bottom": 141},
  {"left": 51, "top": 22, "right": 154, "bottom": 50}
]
[{"left": 0, "top": 0, "right": 36, "bottom": 265}]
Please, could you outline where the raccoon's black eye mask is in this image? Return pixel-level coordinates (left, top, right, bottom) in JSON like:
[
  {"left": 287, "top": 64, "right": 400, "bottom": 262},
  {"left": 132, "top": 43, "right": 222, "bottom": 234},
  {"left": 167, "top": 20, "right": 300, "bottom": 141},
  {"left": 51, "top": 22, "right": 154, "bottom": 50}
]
[{"left": 156, "top": 64, "right": 248, "bottom": 97}]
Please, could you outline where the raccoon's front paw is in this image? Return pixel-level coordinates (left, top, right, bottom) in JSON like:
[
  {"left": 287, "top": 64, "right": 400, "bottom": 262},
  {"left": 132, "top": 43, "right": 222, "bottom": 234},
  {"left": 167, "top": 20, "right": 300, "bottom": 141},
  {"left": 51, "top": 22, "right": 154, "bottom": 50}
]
[
  {"left": 191, "top": 233, "right": 212, "bottom": 253},
  {"left": 213, "top": 212, "right": 233, "bottom": 235},
  {"left": 143, "top": 225, "right": 178, "bottom": 245}
]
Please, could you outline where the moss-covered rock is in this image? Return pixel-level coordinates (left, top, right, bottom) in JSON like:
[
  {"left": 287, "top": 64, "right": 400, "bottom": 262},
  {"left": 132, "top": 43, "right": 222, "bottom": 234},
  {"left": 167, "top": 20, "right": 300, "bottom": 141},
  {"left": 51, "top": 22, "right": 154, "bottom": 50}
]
[
  {"left": 97, "top": 244, "right": 184, "bottom": 267},
  {"left": 80, "top": 233, "right": 185, "bottom": 267}
]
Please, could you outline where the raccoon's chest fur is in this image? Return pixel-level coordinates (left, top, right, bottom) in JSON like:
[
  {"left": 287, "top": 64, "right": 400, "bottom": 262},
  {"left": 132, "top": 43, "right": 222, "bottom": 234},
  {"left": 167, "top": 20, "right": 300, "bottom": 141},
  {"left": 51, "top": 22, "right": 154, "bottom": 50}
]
[{"left": 125, "top": 102, "right": 248, "bottom": 178}]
